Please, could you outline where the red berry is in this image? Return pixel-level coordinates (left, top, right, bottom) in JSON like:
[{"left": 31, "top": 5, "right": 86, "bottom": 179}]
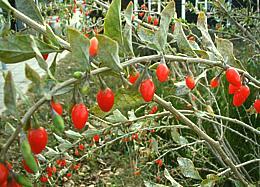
[
  {"left": 71, "top": 103, "right": 89, "bottom": 130},
  {"left": 233, "top": 85, "right": 250, "bottom": 107},
  {"left": 42, "top": 54, "right": 48, "bottom": 60},
  {"left": 93, "top": 134, "right": 100, "bottom": 142},
  {"left": 74, "top": 149, "right": 79, "bottom": 156},
  {"left": 40, "top": 176, "right": 48, "bottom": 183},
  {"left": 59, "top": 160, "right": 66, "bottom": 167},
  {"left": 226, "top": 68, "right": 241, "bottom": 87},
  {"left": 22, "top": 157, "right": 38, "bottom": 173},
  {"left": 210, "top": 77, "right": 220, "bottom": 88},
  {"left": 139, "top": 12, "right": 145, "bottom": 18},
  {"left": 128, "top": 72, "right": 140, "bottom": 84},
  {"left": 149, "top": 106, "right": 158, "bottom": 114},
  {"left": 66, "top": 173, "right": 72, "bottom": 178},
  {"left": 140, "top": 79, "right": 155, "bottom": 102},
  {"left": 155, "top": 159, "right": 163, "bottom": 167},
  {"left": 153, "top": 18, "right": 159, "bottom": 26},
  {"left": 78, "top": 144, "right": 85, "bottom": 151},
  {"left": 147, "top": 15, "right": 152, "bottom": 24},
  {"left": 52, "top": 166, "right": 57, "bottom": 173},
  {"left": 253, "top": 99, "right": 260, "bottom": 113},
  {"left": 89, "top": 37, "right": 98, "bottom": 57},
  {"left": 0, "top": 163, "right": 8, "bottom": 185},
  {"left": 28, "top": 127, "right": 48, "bottom": 154},
  {"left": 132, "top": 133, "right": 138, "bottom": 140},
  {"left": 96, "top": 88, "right": 114, "bottom": 112},
  {"left": 51, "top": 101, "right": 63, "bottom": 115},
  {"left": 156, "top": 64, "right": 170, "bottom": 82},
  {"left": 150, "top": 129, "right": 156, "bottom": 133},
  {"left": 228, "top": 84, "right": 240, "bottom": 94},
  {"left": 73, "top": 164, "right": 81, "bottom": 170},
  {"left": 185, "top": 75, "right": 196, "bottom": 90}
]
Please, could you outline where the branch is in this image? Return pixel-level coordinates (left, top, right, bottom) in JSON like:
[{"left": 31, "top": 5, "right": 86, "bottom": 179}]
[
  {"left": 218, "top": 159, "right": 260, "bottom": 176},
  {"left": 153, "top": 94, "right": 248, "bottom": 185}
]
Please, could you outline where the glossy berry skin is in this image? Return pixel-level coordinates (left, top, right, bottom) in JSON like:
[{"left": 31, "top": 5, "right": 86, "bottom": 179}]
[
  {"left": 96, "top": 88, "right": 114, "bottom": 112},
  {"left": 185, "top": 76, "right": 195, "bottom": 90},
  {"left": 78, "top": 144, "right": 85, "bottom": 151},
  {"left": 147, "top": 15, "right": 152, "bottom": 24},
  {"left": 28, "top": 127, "right": 48, "bottom": 154},
  {"left": 253, "top": 99, "right": 260, "bottom": 113},
  {"left": 51, "top": 101, "right": 63, "bottom": 115},
  {"left": 155, "top": 159, "right": 163, "bottom": 167},
  {"left": 153, "top": 18, "right": 159, "bottom": 26},
  {"left": 22, "top": 157, "right": 38, "bottom": 173},
  {"left": 71, "top": 103, "right": 89, "bottom": 130},
  {"left": 93, "top": 134, "right": 100, "bottom": 142},
  {"left": 210, "top": 77, "right": 219, "bottom": 88},
  {"left": 149, "top": 105, "right": 158, "bottom": 114},
  {"left": 140, "top": 79, "right": 155, "bottom": 102},
  {"left": 0, "top": 163, "right": 8, "bottom": 185},
  {"left": 156, "top": 64, "right": 170, "bottom": 82},
  {"left": 40, "top": 176, "right": 48, "bottom": 183},
  {"left": 42, "top": 54, "right": 48, "bottom": 60},
  {"left": 233, "top": 85, "right": 250, "bottom": 107},
  {"left": 138, "top": 12, "right": 145, "bottom": 18},
  {"left": 228, "top": 84, "right": 240, "bottom": 94},
  {"left": 128, "top": 72, "right": 140, "bottom": 84},
  {"left": 226, "top": 68, "right": 241, "bottom": 87},
  {"left": 89, "top": 37, "right": 98, "bottom": 57}
]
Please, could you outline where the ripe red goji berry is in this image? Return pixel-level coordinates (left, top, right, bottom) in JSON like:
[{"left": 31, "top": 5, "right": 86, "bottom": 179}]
[
  {"left": 140, "top": 79, "right": 155, "bottom": 102},
  {"left": 153, "top": 18, "right": 159, "bottom": 26},
  {"left": 228, "top": 84, "right": 240, "bottom": 94},
  {"left": 71, "top": 103, "right": 89, "bottom": 130},
  {"left": 147, "top": 15, "right": 152, "bottom": 24},
  {"left": 89, "top": 37, "right": 98, "bottom": 57},
  {"left": 128, "top": 72, "right": 140, "bottom": 84},
  {"left": 74, "top": 149, "right": 79, "bottom": 156},
  {"left": 155, "top": 159, "right": 163, "bottom": 167},
  {"left": 254, "top": 99, "right": 260, "bottom": 113},
  {"left": 226, "top": 67, "right": 241, "bottom": 87},
  {"left": 93, "top": 135, "right": 100, "bottom": 142},
  {"left": 210, "top": 77, "right": 220, "bottom": 88},
  {"left": 66, "top": 173, "right": 72, "bottom": 178},
  {"left": 51, "top": 101, "right": 63, "bottom": 115},
  {"left": 156, "top": 64, "right": 170, "bottom": 82},
  {"left": 132, "top": 133, "right": 138, "bottom": 140},
  {"left": 185, "top": 75, "right": 196, "bottom": 90},
  {"left": 149, "top": 106, "right": 158, "bottom": 114},
  {"left": 78, "top": 144, "right": 85, "bottom": 151},
  {"left": 0, "top": 163, "right": 8, "bottom": 185},
  {"left": 42, "top": 54, "right": 49, "bottom": 60},
  {"left": 40, "top": 176, "right": 48, "bottom": 183},
  {"left": 233, "top": 85, "right": 250, "bottom": 107},
  {"left": 96, "top": 88, "right": 114, "bottom": 112},
  {"left": 28, "top": 127, "right": 48, "bottom": 154}
]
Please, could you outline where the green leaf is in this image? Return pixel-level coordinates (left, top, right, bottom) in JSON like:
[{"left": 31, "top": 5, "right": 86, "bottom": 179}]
[
  {"left": 164, "top": 168, "right": 183, "bottom": 187},
  {"left": 197, "top": 12, "right": 222, "bottom": 60},
  {"left": 215, "top": 36, "right": 244, "bottom": 69},
  {"left": 65, "top": 130, "right": 83, "bottom": 139},
  {"left": 0, "top": 0, "right": 11, "bottom": 10},
  {"left": 151, "top": 137, "right": 159, "bottom": 154},
  {"left": 15, "top": 174, "right": 33, "bottom": 187},
  {"left": 173, "top": 22, "right": 197, "bottom": 57},
  {"left": 67, "top": 27, "right": 90, "bottom": 72},
  {"left": 104, "top": 0, "right": 123, "bottom": 52},
  {"left": 200, "top": 174, "right": 218, "bottom": 187},
  {"left": 82, "top": 129, "right": 102, "bottom": 138},
  {"left": 0, "top": 35, "right": 60, "bottom": 63},
  {"left": 177, "top": 157, "right": 202, "bottom": 180},
  {"left": 16, "top": 0, "right": 44, "bottom": 24},
  {"left": 58, "top": 142, "right": 73, "bottom": 152},
  {"left": 3, "top": 71, "right": 16, "bottom": 114},
  {"left": 154, "top": 1, "right": 175, "bottom": 51},
  {"left": 45, "top": 147, "right": 59, "bottom": 157},
  {"left": 46, "top": 24, "right": 62, "bottom": 47},
  {"left": 49, "top": 53, "right": 58, "bottom": 76},
  {"left": 5, "top": 122, "right": 15, "bottom": 134},
  {"left": 25, "top": 63, "right": 41, "bottom": 85},
  {"left": 123, "top": 1, "right": 134, "bottom": 56},
  {"left": 106, "top": 109, "right": 128, "bottom": 123},
  {"left": 96, "top": 34, "right": 122, "bottom": 72},
  {"left": 137, "top": 26, "right": 158, "bottom": 51}
]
